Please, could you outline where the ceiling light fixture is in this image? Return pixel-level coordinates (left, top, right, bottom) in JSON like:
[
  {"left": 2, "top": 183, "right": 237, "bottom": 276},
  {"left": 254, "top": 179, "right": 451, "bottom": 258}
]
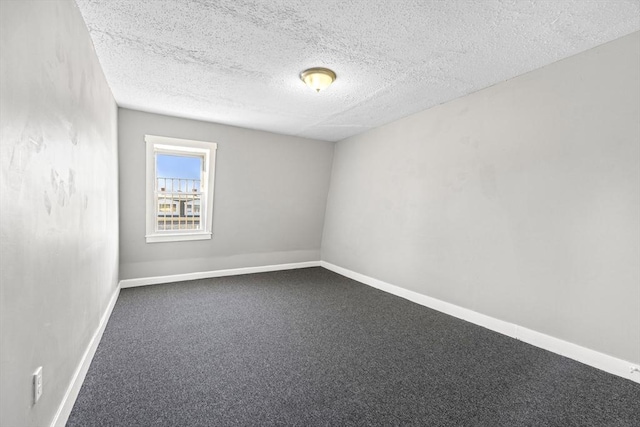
[{"left": 300, "top": 67, "right": 336, "bottom": 93}]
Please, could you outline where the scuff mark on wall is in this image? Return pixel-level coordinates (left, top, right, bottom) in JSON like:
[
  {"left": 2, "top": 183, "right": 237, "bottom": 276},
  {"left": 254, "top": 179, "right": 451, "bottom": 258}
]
[
  {"left": 50, "top": 168, "right": 74, "bottom": 208},
  {"left": 69, "top": 125, "right": 79, "bottom": 145},
  {"left": 445, "top": 170, "right": 469, "bottom": 192},
  {"left": 51, "top": 168, "right": 59, "bottom": 192},
  {"left": 10, "top": 121, "right": 45, "bottom": 165},
  {"left": 68, "top": 169, "right": 76, "bottom": 196},
  {"left": 56, "top": 180, "right": 67, "bottom": 207},
  {"left": 6, "top": 120, "right": 46, "bottom": 191},
  {"left": 479, "top": 164, "right": 497, "bottom": 200},
  {"left": 67, "top": 66, "right": 74, "bottom": 92},
  {"left": 459, "top": 135, "right": 480, "bottom": 149},
  {"left": 55, "top": 37, "right": 65, "bottom": 63},
  {"left": 43, "top": 191, "right": 52, "bottom": 215}
]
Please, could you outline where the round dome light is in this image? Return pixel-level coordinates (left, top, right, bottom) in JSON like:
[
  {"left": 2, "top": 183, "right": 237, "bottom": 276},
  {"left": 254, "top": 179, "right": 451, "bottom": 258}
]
[{"left": 300, "top": 67, "right": 336, "bottom": 93}]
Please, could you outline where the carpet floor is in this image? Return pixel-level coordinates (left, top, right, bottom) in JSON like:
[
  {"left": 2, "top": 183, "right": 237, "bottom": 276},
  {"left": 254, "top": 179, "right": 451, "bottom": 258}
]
[{"left": 67, "top": 267, "right": 640, "bottom": 426}]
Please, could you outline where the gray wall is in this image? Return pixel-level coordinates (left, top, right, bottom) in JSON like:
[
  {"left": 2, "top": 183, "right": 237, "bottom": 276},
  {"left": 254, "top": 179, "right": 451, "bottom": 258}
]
[
  {"left": 118, "top": 109, "right": 334, "bottom": 280},
  {"left": 0, "top": 1, "right": 119, "bottom": 426},
  {"left": 322, "top": 32, "right": 640, "bottom": 364}
]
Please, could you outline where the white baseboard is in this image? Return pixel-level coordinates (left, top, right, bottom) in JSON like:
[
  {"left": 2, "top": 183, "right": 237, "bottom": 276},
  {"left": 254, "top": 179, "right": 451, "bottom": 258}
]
[
  {"left": 320, "top": 261, "right": 640, "bottom": 384},
  {"left": 119, "top": 261, "right": 321, "bottom": 288},
  {"left": 51, "top": 284, "right": 121, "bottom": 427}
]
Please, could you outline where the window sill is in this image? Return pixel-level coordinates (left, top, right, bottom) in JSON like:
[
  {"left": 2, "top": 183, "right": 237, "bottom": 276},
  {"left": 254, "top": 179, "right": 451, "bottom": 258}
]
[{"left": 145, "top": 232, "right": 212, "bottom": 243}]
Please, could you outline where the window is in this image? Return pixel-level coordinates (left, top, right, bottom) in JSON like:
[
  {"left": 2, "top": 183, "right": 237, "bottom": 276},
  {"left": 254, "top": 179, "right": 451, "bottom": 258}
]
[{"left": 145, "top": 135, "right": 217, "bottom": 243}]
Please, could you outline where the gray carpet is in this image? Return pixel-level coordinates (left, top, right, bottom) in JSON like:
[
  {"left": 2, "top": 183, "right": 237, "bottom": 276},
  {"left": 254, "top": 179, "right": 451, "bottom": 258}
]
[{"left": 68, "top": 267, "right": 640, "bottom": 426}]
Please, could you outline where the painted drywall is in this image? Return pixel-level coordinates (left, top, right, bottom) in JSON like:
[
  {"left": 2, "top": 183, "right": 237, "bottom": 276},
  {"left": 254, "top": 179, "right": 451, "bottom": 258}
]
[
  {"left": 0, "top": 1, "right": 119, "bottom": 426},
  {"left": 322, "top": 32, "right": 640, "bottom": 364},
  {"left": 118, "top": 109, "right": 334, "bottom": 280}
]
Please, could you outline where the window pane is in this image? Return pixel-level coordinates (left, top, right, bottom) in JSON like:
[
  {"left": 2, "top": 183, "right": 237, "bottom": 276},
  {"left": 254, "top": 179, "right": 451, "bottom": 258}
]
[
  {"left": 156, "top": 154, "right": 201, "bottom": 182},
  {"left": 156, "top": 154, "right": 203, "bottom": 232}
]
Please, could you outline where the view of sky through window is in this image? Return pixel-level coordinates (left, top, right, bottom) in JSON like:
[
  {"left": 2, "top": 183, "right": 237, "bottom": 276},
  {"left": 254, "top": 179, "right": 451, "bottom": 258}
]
[{"left": 156, "top": 154, "right": 201, "bottom": 180}]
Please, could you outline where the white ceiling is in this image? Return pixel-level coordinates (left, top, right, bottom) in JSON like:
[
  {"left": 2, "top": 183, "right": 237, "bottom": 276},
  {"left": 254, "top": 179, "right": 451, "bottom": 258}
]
[{"left": 75, "top": 0, "right": 640, "bottom": 142}]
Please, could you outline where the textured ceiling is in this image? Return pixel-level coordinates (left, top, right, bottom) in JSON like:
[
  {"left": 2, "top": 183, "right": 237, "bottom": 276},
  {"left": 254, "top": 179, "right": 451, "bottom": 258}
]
[{"left": 75, "top": 0, "right": 640, "bottom": 142}]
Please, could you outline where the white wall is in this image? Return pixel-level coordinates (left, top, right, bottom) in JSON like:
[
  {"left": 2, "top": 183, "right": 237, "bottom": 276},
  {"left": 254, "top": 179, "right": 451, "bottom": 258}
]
[
  {"left": 322, "top": 33, "right": 640, "bottom": 364},
  {"left": 0, "top": 1, "right": 119, "bottom": 426},
  {"left": 118, "top": 109, "right": 334, "bottom": 280}
]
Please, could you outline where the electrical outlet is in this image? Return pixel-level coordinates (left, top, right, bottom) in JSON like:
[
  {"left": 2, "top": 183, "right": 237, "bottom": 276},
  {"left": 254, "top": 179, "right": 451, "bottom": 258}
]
[{"left": 33, "top": 367, "right": 43, "bottom": 404}]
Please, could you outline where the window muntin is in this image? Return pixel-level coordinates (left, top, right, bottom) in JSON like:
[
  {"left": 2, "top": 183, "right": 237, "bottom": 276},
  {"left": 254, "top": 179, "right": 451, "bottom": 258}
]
[{"left": 145, "top": 135, "right": 217, "bottom": 243}]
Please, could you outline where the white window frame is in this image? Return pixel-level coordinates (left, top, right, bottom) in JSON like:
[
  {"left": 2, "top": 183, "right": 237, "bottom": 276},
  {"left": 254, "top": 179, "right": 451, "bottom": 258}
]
[{"left": 145, "top": 135, "right": 217, "bottom": 243}]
